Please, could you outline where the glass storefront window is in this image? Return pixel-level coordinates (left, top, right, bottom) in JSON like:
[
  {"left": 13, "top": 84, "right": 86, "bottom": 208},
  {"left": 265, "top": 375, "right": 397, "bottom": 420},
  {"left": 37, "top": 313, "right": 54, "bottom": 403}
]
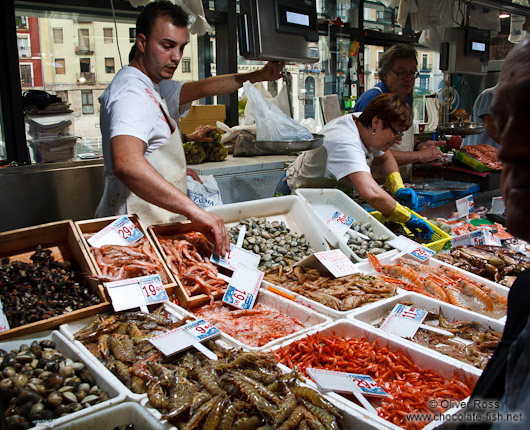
[{"left": 364, "top": 1, "right": 402, "bottom": 34}]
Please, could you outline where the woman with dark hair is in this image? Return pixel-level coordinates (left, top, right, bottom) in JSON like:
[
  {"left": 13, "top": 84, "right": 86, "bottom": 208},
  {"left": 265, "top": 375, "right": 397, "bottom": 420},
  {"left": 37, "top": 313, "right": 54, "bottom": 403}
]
[{"left": 279, "top": 93, "right": 433, "bottom": 238}]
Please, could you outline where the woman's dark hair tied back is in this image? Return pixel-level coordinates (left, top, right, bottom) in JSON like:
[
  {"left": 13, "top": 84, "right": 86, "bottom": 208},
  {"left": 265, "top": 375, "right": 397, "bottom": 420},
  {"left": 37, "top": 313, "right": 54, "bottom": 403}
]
[{"left": 358, "top": 93, "right": 413, "bottom": 131}]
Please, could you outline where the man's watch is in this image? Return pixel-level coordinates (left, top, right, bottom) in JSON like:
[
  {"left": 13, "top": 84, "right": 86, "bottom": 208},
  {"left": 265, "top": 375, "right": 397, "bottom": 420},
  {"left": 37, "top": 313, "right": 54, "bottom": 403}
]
[{"left": 182, "top": 133, "right": 187, "bottom": 143}]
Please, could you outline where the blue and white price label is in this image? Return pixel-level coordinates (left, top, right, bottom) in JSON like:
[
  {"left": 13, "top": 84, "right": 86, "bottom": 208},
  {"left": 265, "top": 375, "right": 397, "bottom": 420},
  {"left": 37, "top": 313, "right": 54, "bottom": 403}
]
[
  {"left": 307, "top": 368, "right": 389, "bottom": 398},
  {"left": 88, "top": 216, "right": 144, "bottom": 248},
  {"left": 223, "top": 265, "right": 263, "bottom": 310},
  {"left": 482, "top": 229, "right": 502, "bottom": 246},
  {"left": 0, "top": 301, "right": 10, "bottom": 333},
  {"left": 326, "top": 210, "right": 355, "bottom": 237},
  {"left": 389, "top": 235, "right": 435, "bottom": 262},
  {"left": 456, "top": 195, "right": 475, "bottom": 218},
  {"left": 105, "top": 274, "right": 168, "bottom": 312},
  {"left": 149, "top": 319, "right": 220, "bottom": 358},
  {"left": 380, "top": 303, "right": 428, "bottom": 338},
  {"left": 452, "top": 230, "right": 483, "bottom": 247},
  {"left": 211, "top": 244, "right": 260, "bottom": 272}
]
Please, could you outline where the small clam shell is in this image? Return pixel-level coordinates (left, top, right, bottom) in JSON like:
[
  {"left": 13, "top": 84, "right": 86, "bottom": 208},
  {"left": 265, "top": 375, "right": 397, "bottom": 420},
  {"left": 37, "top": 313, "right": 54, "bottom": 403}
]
[
  {"left": 77, "top": 383, "right": 90, "bottom": 394},
  {"left": 47, "top": 391, "right": 63, "bottom": 407},
  {"left": 2, "top": 366, "right": 16, "bottom": 378},
  {"left": 62, "top": 391, "right": 78, "bottom": 404},
  {"left": 81, "top": 394, "right": 99, "bottom": 405},
  {"left": 59, "top": 385, "right": 75, "bottom": 393}
]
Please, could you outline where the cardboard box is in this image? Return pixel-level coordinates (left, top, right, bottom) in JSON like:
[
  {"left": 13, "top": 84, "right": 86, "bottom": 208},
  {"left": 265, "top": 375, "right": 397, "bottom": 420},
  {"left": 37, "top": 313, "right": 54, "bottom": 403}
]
[
  {"left": 0, "top": 220, "right": 109, "bottom": 340},
  {"left": 179, "top": 104, "right": 226, "bottom": 135}
]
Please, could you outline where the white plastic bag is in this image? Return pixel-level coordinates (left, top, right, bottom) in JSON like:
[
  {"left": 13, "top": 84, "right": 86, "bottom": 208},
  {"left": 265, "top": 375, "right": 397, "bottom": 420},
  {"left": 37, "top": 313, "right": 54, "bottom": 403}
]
[
  {"left": 187, "top": 175, "right": 223, "bottom": 208},
  {"left": 243, "top": 81, "right": 313, "bottom": 142}
]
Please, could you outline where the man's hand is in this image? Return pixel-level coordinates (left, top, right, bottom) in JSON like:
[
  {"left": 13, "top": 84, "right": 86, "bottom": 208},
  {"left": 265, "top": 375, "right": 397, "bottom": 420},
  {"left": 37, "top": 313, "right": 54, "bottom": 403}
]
[
  {"left": 186, "top": 125, "right": 217, "bottom": 143},
  {"left": 254, "top": 62, "right": 284, "bottom": 82},
  {"left": 416, "top": 140, "right": 444, "bottom": 151},
  {"left": 186, "top": 168, "right": 202, "bottom": 183},
  {"left": 189, "top": 208, "right": 230, "bottom": 256}
]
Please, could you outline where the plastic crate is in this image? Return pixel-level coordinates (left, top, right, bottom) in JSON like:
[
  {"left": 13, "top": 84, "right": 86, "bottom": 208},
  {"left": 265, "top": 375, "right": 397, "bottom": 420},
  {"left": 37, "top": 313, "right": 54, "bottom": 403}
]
[{"left": 370, "top": 210, "right": 451, "bottom": 253}]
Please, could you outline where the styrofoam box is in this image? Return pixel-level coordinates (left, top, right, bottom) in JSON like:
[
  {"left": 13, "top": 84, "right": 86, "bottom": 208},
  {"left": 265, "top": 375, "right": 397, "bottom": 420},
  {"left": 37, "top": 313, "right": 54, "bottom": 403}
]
[
  {"left": 263, "top": 279, "right": 405, "bottom": 320},
  {"left": 355, "top": 253, "right": 509, "bottom": 320},
  {"left": 49, "top": 402, "right": 165, "bottom": 430},
  {"left": 189, "top": 288, "right": 332, "bottom": 351},
  {"left": 206, "top": 195, "right": 330, "bottom": 253},
  {"left": 295, "top": 188, "right": 397, "bottom": 262},
  {"left": 271, "top": 319, "right": 482, "bottom": 430},
  {"left": 59, "top": 302, "right": 195, "bottom": 402},
  {"left": 348, "top": 291, "right": 505, "bottom": 371},
  {"left": 0, "top": 330, "right": 126, "bottom": 430}
]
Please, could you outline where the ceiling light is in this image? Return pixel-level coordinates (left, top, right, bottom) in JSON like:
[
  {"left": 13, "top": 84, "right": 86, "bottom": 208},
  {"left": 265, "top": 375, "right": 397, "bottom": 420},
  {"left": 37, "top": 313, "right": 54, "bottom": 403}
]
[{"left": 499, "top": 12, "right": 510, "bottom": 18}]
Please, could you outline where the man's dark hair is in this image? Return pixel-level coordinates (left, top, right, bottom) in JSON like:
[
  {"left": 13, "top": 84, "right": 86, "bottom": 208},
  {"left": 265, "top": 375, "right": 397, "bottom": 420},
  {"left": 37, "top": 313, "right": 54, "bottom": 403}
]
[
  {"left": 378, "top": 44, "right": 417, "bottom": 78},
  {"left": 136, "top": 1, "right": 189, "bottom": 39}
]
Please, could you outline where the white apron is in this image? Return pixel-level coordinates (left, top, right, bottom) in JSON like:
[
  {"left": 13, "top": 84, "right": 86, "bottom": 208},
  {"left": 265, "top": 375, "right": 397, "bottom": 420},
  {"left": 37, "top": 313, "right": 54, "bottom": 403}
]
[{"left": 126, "top": 128, "right": 188, "bottom": 226}]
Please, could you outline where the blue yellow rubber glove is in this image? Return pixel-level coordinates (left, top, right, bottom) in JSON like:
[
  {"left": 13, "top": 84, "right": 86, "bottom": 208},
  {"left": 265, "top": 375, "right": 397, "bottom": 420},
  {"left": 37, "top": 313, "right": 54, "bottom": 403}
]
[
  {"left": 385, "top": 172, "right": 420, "bottom": 211},
  {"left": 388, "top": 202, "right": 434, "bottom": 240}
]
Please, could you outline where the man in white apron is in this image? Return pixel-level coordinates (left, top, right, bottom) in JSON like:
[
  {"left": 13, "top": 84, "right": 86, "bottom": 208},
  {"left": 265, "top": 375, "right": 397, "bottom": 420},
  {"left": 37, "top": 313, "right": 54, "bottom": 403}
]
[
  {"left": 96, "top": 1, "right": 282, "bottom": 255},
  {"left": 354, "top": 44, "right": 443, "bottom": 181}
]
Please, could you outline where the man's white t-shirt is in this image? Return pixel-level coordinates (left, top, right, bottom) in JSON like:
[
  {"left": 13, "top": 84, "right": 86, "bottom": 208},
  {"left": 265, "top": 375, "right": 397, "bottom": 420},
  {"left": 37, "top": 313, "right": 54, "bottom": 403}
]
[{"left": 96, "top": 66, "right": 191, "bottom": 217}]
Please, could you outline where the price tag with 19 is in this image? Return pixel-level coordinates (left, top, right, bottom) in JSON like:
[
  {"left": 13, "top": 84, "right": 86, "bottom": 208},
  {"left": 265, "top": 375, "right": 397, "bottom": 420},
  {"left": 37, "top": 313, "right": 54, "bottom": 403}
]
[
  {"left": 105, "top": 274, "right": 168, "bottom": 312},
  {"left": 223, "top": 265, "right": 264, "bottom": 310}
]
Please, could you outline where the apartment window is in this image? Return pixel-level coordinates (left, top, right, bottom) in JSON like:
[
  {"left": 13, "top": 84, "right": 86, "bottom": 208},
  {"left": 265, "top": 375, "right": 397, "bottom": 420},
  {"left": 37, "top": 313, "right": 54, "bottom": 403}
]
[
  {"left": 53, "top": 28, "right": 63, "bottom": 44},
  {"left": 129, "top": 27, "right": 136, "bottom": 43},
  {"left": 105, "top": 58, "right": 115, "bottom": 74},
  {"left": 55, "top": 59, "right": 66, "bottom": 74},
  {"left": 421, "top": 53, "right": 429, "bottom": 70},
  {"left": 17, "top": 35, "right": 31, "bottom": 58},
  {"left": 419, "top": 75, "right": 430, "bottom": 90},
  {"left": 78, "top": 28, "right": 90, "bottom": 51},
  {"left": 20, "top": 64, "right": 32, "bottom": 86},
  {"left": 15, "top": 16, "right": 28, "bottom": 29},
  {"left": 103, "top": 28, "right": 113, "bottom": 44},
  {"left": 181, "top": 58, "right": 191, "bottom": 73},
  {"left": 80, "top": 58, "right": 90, "bottom": 73},
  {"left": 81, "top": 90, "right": 94, "bottom": 114}
]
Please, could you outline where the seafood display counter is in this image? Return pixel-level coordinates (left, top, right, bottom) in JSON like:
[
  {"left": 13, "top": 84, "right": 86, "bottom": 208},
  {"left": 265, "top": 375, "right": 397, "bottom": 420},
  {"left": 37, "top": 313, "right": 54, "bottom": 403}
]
[{"left": 0, "top": 191, "right": 520, "bottom": 429}]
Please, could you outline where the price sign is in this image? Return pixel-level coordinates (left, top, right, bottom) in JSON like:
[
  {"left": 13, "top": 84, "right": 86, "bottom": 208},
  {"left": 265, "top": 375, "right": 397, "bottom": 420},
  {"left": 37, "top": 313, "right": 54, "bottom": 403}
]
[
  {"left": 326, "top": 210, "right": 355, "bottom": 237},
  {"left": 149, "top": 319, "right": 220, "bottom": 357},
  {"left": 105, "top": 274, "right": 168, "bottom": 312},
  {"left": 380, "top": 303, "right": 428, "bottom": 338},
  {"left": 211, "top": 244, "right": 260, "bottom": 272},
  {"left": 223, "top": 265, "right": 264, "bottom": 310},
  {"left": 0, "top": 301, "right": 10, "bottom": 333},
  {"left": 313, "top": 250, "right": 357, "bottom": 277},
  {"left": 388, "top": 236, "right": 436, "bottom": 262},
  {"left": 456, "top": 195, "right": 475, "bottom": 218},
  {"left": 482, "top": 229, "right": 502, "bottom": 246},
  {"left": 88, "top": 216, "right": 144, "bottom": 248},
  {"left": 451, "top": 230, "right": 483, "bottom": 248},
  {"left": 307, "top": 368, "right": 389, "bottom": 398},
  {"left": 491, "top": 196, "right": 505, "bottom": 214}
]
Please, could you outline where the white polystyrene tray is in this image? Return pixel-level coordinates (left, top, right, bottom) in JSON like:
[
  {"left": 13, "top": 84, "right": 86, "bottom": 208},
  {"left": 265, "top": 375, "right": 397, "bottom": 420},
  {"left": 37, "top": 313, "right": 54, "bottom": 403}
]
[
  {"left": 0, "top": 330, "right": 126, "bottom": 430},
  {"left": 206, "top": 195, "right": 330, "bottom": 253},
  {"left": 49, "top": 402, "right": 165, "bottom": 430},
  {"left": 295, "top": 188, "right": 397, "bottom": 262},
  {"left": 271, "top": 319, "right": 481, "bottom": 430},
  {"left": 189, "top": 288, "right": 332, "bottom": 351},
  {"left": 263, "top": 279, "right": 404, "bottom": 320},
  {"left": 59, "top": 303, "right": 196, "bottom": 402},
  {"left": 348, "top": 291, "right": 505, "bottom": 371},
  {"left": 355, "top": 253, "right": 509, "bottom": 320}
]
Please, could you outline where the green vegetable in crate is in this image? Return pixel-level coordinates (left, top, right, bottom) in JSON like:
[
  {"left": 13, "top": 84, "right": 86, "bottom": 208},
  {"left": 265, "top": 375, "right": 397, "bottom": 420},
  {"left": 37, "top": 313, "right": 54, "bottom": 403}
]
[{"left": 183, "top": 141, "right": 206, "bottom": 164}]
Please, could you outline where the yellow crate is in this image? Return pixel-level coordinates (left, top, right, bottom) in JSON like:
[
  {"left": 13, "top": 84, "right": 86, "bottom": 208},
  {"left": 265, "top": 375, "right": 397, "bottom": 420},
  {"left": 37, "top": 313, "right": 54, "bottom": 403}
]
[{"left": 370, "top": 210, "right": 451, "bottom": 253}]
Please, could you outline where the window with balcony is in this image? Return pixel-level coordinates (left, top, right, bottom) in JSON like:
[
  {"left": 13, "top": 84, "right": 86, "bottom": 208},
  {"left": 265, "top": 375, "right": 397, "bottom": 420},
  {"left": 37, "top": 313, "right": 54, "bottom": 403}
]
[
  {"left": 181, "top": 58, "right": 191, "bottom": 73},
  {"left": 105, "top": 57, "right": 115, "bottom": 74},
  {"left": 17, "top": 35, "right": 31, "bottom": 58},
  {"left": 78, "top": 28, "right": 90, "bottom": 52},
  {"left": 80, "top": 58, "right": 90, "bottom": 73},
  {"left": 103, "top": 28, "right": 113, "bottom": 44},
  {"left": 55, "top": 58, "right": 66, "bottom": 74},
  {"left": 129, "top": 27, "right": 136, "bottom": 43},
  {"left": 81, "top": 90, "right": 94, "bottom": 114},
  {"left": 20, "top": 64, "right": 32, "bottom": 86},
  {"left": 53, "top": 28, "right": 63, "bottom": 44}
]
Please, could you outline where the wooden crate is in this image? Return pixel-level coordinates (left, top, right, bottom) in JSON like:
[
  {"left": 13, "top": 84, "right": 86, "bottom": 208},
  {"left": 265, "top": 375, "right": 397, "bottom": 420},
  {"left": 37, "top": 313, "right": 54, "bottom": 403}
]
[
  {"left": 148, "top": 221, "right": 222, "bottom": 309},
  {"left": 74, "top": 215, "right": 177, "bottom": 301},
  {"left": 0, "top": 220, "right": 110, "bottom": 340}
]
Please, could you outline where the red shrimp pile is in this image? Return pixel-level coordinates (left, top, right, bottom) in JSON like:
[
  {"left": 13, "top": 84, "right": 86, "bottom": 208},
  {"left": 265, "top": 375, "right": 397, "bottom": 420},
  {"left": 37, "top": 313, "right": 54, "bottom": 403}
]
[
  {"left": 194, "top": 301, "right": 308, "bottom": 347},
  {"left": 274, "top": 333, "right": 474, "bottom": 429},
  {"left": 159, "top": 232, "right": 227, "bottom": 304},
  {"left": 91, "top": 238, "right": 168, "bottom": 283}
]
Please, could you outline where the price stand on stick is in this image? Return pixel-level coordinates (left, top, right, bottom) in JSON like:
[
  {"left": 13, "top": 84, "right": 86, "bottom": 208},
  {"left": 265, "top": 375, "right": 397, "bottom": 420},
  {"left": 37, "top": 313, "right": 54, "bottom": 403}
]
[
  {"left": 307, "top": 368, "right": 389, "bottom": 414},
  {"left": 456, "top": 195, "right": 475, "bottom": 220},
  {"left": 296, "top": 249, "right": 358, "bottom": 278},
  {"left": 88, "top": 216, "right": 144, "bottom": 248},
  {"left": 223, "top": 265, "right": 264, "bottom": 310},
  {"left": 105, "top": 274, "right": 168, "bottom": 313},
  {"left": 451, "top": 230, "right": 483, "bottom": 248},
  {"left": 0, "top": 300, "right": 10, "bottom": 333},
  {"left": 388, "top": 235, "right": 436, "bottom": 263},
  {"left": 326, "top": 210, "right": 355, "bottom": 237},
  {"left": 211, "top": 244, "right": 260, "bottom": 272},
  {"left": 380, "top": 304, "right": 454, "bottom": 338},
  {"left": 150, "top": 319, "right": 220, "bottom": 360}
]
